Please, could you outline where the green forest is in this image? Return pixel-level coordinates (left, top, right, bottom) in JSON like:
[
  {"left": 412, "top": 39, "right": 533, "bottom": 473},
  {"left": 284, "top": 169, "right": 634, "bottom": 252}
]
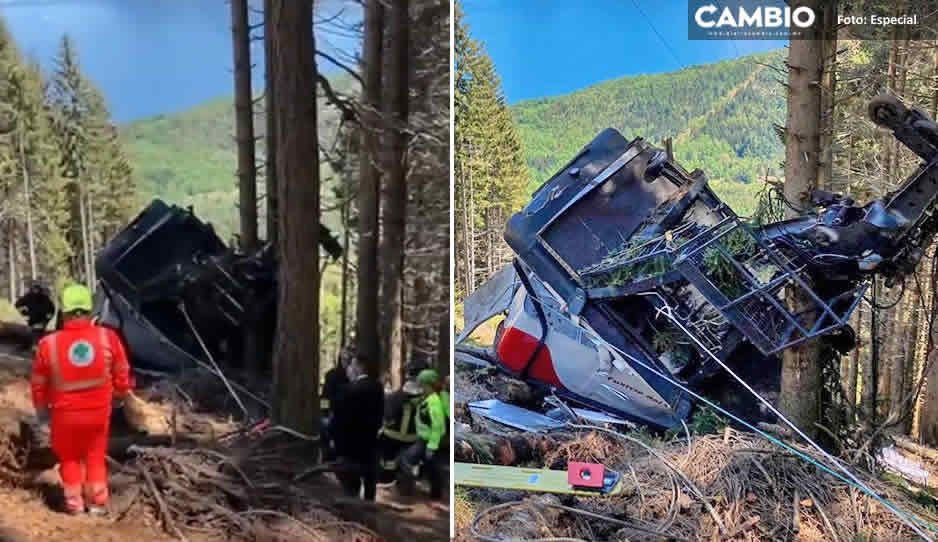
[
  {"left": 512, "top": 49, "right": 788, "bottom": 214},
  {"left": 0, "top": 21, "right": 134, "bottom": 295},
  {"left": 120, "top": 75, "right": 356, "bottom": 241}
]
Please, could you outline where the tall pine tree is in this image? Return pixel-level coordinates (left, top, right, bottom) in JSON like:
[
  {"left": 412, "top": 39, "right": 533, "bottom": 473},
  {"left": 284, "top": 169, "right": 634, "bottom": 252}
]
[{"left": 454, "top": 1, "right": 528, "bottom": 300}]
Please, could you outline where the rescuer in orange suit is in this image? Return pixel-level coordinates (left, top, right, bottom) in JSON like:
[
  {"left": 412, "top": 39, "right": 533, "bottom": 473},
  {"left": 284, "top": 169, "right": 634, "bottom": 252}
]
[{"left": 30, "top": 284, "right": 132, "bottom": 515}]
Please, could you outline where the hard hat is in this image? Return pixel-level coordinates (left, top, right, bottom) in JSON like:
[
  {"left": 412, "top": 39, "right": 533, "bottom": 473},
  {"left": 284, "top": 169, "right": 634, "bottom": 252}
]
[
  {"left": 61, "top": 284, "right": 93, "bottom": 313},
  {"left": 417, "top": 369, "right": 440, "bottom": 386}
]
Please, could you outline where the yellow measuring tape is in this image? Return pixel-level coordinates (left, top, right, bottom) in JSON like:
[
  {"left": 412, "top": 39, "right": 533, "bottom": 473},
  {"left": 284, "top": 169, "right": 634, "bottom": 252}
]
[{"left": 455, "top": 462, "right": 623, "bottom": 497}]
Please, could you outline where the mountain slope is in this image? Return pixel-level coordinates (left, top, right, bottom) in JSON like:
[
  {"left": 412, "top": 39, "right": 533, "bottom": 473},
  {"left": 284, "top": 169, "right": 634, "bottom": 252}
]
[
  {"left": 120, "top": 76, "right": 354, "bottom": 239},
  {"left": 511, "top": 50, "right": 787, "bottom": 213}
]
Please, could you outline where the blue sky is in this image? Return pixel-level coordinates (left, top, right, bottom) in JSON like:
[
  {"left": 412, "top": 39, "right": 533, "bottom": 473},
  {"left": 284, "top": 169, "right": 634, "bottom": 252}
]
[
  {"left": 462, "top": 0, "right": 787, "bottom": 104},
  {"left": 0, "top": 0, "right": 359, "bottom": 122}
]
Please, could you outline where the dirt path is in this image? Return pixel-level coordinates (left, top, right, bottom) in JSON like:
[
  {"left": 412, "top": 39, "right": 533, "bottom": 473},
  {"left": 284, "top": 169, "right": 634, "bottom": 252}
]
[{"left": 0, "top": 344, "right": 449, "bottom": 542}]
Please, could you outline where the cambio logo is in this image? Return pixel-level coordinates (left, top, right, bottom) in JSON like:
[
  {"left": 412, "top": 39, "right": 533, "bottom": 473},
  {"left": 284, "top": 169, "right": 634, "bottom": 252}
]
[{"left": 694, "top": 3, "right": 816, "bottom": 29}]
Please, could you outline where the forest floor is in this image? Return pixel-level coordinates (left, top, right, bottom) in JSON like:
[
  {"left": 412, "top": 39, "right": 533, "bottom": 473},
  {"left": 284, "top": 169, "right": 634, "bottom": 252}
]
[
  {"left": 453, "top": 362, "right": 938, "bottom": 541},
  {"left": 0, "top": 344, "right": 449, "bottom": 542}
]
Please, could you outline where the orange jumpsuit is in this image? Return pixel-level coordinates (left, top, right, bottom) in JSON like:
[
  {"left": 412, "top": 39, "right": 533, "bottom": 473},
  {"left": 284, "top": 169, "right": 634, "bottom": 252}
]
[{"left": 30, "top": 318, "right": 132, "bottom": 512}]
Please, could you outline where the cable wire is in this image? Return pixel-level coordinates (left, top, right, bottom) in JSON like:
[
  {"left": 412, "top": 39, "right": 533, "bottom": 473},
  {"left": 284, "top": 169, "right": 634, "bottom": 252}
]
[
  {"left": 519, "top": 284, "right": 938, "bottom": 540},
  {"left": 628, "top": 0, "right": 683, "bottom": 69}
]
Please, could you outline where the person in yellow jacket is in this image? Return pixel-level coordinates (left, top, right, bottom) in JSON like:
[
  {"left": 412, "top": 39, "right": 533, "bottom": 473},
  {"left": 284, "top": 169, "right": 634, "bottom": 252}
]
[{"left": 398, "top": 369, "right": 446, "bottom": 499}]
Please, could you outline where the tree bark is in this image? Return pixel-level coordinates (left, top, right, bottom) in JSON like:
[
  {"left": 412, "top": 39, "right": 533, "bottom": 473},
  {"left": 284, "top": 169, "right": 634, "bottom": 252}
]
[
  {"left": 7, "top": 228, "right": 16, "bottom": 303},
  {"left": 269, "top": 0, "right": 321, "bottom": 435},
  {"left": 85, "top": 189, "right": 96, "bottom": 285},
  {"left": 18, "top": 134, "right": 36, "bottom": 280},
  {"left": 847, "top": 305, "right": 862, "bottom": 413},
  {"left": 864, "top": 279, "right": 880, "bottom": 428},
  {"left": 817, "top": 0, "right": 837, "bottom": 190},
  {"left": 436, "top": 307, "right": 449, "bottom": 375},
  {"left": 340, "top": 196, "right": 350, "bottom": 349},
  {"left": 232, "top": 0, "right": 260, "bottom": 375},
  {"left": 232, "top": 0, "right": 258, "bottom": 252},
  {"left": 356, "top": 0, "right": 384, "bottom": 377},
  {"left": 455, "top": 425, "right": 554, "bottom": 466},
  {"left": 932, "top": 41, "right": 938, "bottom": 120},
  {"left": 379, "top": 0, "right": 410, "bottom": 388},
  {"left": 780, "top": 0, "right": 825, "bottom": 438},
  {"left": 264, "top": 0, "right": 278, "bottom": 246},
  {"left": 77, "top": 181, "right": 91, "bottom": 284}
]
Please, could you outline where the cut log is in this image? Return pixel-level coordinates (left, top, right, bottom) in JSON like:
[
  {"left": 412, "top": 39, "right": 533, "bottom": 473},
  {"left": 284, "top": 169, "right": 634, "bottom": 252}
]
[{"left": 454, "top": 424, "right": 555, "bottom": 465}]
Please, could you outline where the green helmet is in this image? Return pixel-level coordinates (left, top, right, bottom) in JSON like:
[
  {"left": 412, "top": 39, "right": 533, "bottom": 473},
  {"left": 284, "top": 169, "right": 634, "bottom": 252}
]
[
  {"left": 417, "top": 368, "right": 440, "bottom": 386},
  {"left": 61, "top": 284, "right": 93, "bottom": 313}
]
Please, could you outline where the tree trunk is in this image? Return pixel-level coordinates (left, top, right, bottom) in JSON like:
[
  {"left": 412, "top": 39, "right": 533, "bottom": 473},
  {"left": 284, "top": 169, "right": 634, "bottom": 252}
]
[
  {"left": 455, "top": 425, "right": 554, "bottom": 466},
  {"left": 817, "top": 0, "right": 837, "bottom": 190},
  {"left": 847, "top": 305, "right": 862, "bottom": 413},
  {"left": 18, "top": 134, "right": 36, "bottom": 280},
  {"left": 356, "top": 0, "right": 384, "bottom": 377},
  {"left": 379, "top": 0, "right": 410, "bottom": 388},
  {"left": 86, "top": 190, "right": 96, "bottom": 285},
  {"left": 7, "top": 228, "right": 16, "bottom": 303},
  {"left": 932, "top": 41, "right": 938, "bottom": 120},
  {"left": 232, "top": 0, "right": 260, "bottom": 375},
  {"left": 232, "top": 0, "right": 258, "bottom": 251},
  {"left": 887, "top": 294, "right": 915, "bottom": 428},
  {"left": 77, "top": 181, "right": 91, "bottom": 284},
  {"left": 864, "top": 279, "right": 880, "bottom": 428},
  {"left": 340, "top": 196, "right": 350, "bottom": 349},
  {"left": 460, "top": 162, "right": 472, "bottom": 296},
  {"left": 467, "top": 158, "right": 476, "bottom": 293},
  {"left": 911, "top": 252, "right": 934, "bottom": 438},
  {"left": 780, "top": 0, "right": 825, "bottom": 438},
  {"left": 436, "top": 312, "right": 449, "bottom": 375},
  {"left": 269, "top": 0, "right": 321, "bottom": 435},
  {"left": 264, "top": 0, "right": 278, "bottom": 246}
]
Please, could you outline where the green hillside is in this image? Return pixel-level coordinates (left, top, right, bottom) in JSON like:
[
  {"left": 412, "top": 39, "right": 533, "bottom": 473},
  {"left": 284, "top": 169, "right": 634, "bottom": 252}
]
[
  {"left": 120, "top": 76, "right": 354, "bottom": 240},
  {"left": 511, "top": 50, "right": 787, "bottom": 215}
]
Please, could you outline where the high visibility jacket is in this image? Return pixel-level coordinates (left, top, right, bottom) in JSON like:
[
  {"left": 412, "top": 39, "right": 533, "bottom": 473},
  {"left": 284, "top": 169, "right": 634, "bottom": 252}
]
[
  {"left": 440, "top": 390, "right": 450, "bottom": 419},
  {"left": 381, "top": 391, "right": 421, "bottom": 443},
  {"left": 415, "top": 392, "right": 446, "bottom": 451},
  {"left": 30, "top": 318, "right": 132, "bottom": 411}
]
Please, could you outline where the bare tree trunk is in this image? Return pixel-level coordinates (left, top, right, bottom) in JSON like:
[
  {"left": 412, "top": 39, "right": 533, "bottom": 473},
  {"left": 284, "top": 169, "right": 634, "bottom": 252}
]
[
  {"left": 817, "top": 0, "right": 837, "bottom": 190},
  {"left": 340, "top": 196, "right": 350, "bottom": 349},
  {"left": 847, "top": 305, "right": 862, "bottom": 413},
  {"left": 356, "top": 0, "right": 384, "bottom": 377},
  {"left": 232, "top": 0, "right": 258, "bottom": 251},
  {"left": 269, "top": 0, "right": 320, "bottom": 434},
  {"left": 468, "top": 159, "right": 476, "bottom": 292},
  {"left": 780, "top": 0, "right": 825, "bottom": 437},
  {"left": 18, "top": 135, "right": 36, "bottom": 280},
  {"left": 264, "top": 0, "right": 278, "bottom": 246},
  {"left": 888, "top": 294, "right": 915, "bottom": 428},
  {"left": 7, "top": 227, "right": 16, "bottom": 303},
  {"left": 380, "top": 0, "right": 410, "bottom": 388},
  {"left": 932, "top": 41, "right": 938, "bottom": 120},
  {"left": 77, "top": 182, "right": 91, "bottom": 284},
  {"left": 86, "top": 190, "right": 96, "bottom": 285},
  {"left": 919, "top": 263, "right": 938, "bottom": 444},
  {"left": 232, "top": 0, "right": 260, "bottom": 374},
  {"left": 864, "top": 279, "right": 880, "bottom": 428},
  {"left": 436, "top": 311, "right": 449, "bottom": 375},
  {"left": 460, "top": 163, "right": 472, "bottom": 296}
]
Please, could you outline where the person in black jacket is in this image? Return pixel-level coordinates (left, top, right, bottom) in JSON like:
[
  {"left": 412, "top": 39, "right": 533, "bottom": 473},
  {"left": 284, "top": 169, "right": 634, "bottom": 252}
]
[
  {"left": 320, "top": 352, "right": 350, "bottom": 461},
  {"left": 331, "top": 354, "right": 384, "bottom": 500},
  {"left": 15, "top": 282, "right": 55, "bottom": 332}
]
